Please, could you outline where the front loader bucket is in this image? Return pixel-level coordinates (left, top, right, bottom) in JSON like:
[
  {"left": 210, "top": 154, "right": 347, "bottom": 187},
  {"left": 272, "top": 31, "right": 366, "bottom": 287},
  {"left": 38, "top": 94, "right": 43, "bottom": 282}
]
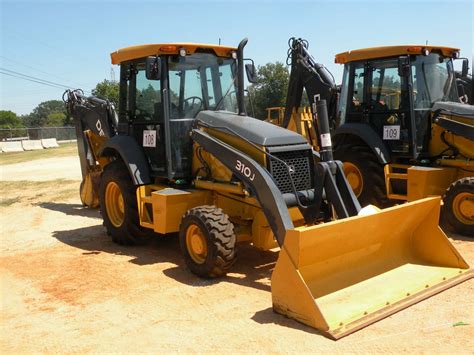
[{"left": 272, "top": 197, "right": 471, "bottom": 339}]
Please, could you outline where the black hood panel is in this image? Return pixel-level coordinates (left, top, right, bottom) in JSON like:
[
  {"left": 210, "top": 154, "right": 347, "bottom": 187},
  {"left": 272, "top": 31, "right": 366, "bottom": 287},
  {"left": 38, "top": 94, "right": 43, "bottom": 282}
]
[
  {"left": 196, "top": 110, "right": 308, "bottom": 147},
  {"left": 432, "top": 101, "right": 474, "bottom": 119}
]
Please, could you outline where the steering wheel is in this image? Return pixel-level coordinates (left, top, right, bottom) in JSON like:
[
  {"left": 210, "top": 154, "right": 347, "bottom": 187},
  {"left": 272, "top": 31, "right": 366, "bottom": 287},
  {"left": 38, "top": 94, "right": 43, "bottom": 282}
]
[{"left": 183, "top": 96, "right": 203, "bottom": 117}]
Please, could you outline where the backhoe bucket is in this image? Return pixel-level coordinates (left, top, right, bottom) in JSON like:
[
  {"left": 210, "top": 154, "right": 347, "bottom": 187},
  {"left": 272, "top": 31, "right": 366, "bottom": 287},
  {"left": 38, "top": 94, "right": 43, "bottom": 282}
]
[{"left": 272, "top": 197, "right": 471, "bottom": 339}]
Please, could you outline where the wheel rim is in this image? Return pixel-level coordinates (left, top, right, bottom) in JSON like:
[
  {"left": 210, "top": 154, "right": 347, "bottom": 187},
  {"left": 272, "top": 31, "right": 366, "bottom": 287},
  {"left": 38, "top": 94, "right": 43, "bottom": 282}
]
[
  {"left": 105, "top": 181, "right": 125, "bottom": 227},
  {"left": 452, "top": 192, "right": 474, "bottom": 225},
  {"left": 185, "top": 224, "right": 207, "bottom": 264},
  {"left": 343, "top": 162, "right": 363, "bottom": 197}
]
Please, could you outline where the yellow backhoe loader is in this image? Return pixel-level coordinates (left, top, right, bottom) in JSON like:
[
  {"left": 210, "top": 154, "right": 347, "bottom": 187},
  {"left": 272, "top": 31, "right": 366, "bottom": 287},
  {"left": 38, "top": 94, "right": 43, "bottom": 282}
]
[
  {"left": 280, "top": 38, "right": 474, "bottom": 236},
  {"left": 64, "top": 39, "right": 471, "bottom": 339}
]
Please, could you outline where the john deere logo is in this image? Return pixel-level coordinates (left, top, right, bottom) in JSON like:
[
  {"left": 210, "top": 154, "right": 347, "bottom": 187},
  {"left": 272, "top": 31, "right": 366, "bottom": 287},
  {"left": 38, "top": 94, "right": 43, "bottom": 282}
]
[{"left": 288, "top": 165, "right": 296, "bottom": 174}]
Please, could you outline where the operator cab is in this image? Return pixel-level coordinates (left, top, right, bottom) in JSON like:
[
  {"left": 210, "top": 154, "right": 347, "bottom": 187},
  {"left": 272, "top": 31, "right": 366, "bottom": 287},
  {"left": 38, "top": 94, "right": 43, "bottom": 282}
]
[
  {"left": 336, "top": 45, "right": 464, "bottom": 161},
  {"left": 111, "top": 43, "right": 252, "bottom": 181}
]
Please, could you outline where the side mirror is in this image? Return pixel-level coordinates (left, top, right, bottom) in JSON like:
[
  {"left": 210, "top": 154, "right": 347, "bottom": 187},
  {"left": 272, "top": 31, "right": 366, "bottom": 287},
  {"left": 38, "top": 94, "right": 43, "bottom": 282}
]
[
  {"left": 398, "top": 56, "right": 410, "bottom": 77},
  {"left": 245, "top": 63, "right": 258, "bottom": 84},
  {"left": 146, "top": 56, "right": 161, "bottom": 80},
  {"left": 461, "top": 58, "right": 469, "bottom": 77}
]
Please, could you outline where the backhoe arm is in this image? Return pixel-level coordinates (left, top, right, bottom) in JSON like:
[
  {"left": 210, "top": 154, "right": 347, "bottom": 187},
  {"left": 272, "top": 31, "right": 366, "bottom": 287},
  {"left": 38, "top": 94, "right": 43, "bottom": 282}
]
[{"left": 282, "top": 38, "right": 338, "bottom": 130}]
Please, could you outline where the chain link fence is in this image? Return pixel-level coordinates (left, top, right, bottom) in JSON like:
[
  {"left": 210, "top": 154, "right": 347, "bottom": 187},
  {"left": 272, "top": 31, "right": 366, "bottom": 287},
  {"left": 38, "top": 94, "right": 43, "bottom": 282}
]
[{"left": 0, "top": 127, "right": 76, "bottom": 142}]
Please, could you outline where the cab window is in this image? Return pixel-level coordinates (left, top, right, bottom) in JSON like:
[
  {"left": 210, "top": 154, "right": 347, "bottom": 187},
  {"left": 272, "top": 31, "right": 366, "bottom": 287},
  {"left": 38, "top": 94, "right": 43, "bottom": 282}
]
[{"left": 135, "top": 65, "right": 161, "bottom": 121}]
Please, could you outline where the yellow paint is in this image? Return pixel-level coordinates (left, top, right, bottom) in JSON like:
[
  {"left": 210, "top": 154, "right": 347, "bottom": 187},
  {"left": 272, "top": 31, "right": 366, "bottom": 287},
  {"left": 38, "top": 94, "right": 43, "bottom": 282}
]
[
  {"left": 136, "top": 185, "right": 212, "bottom": 233},
  {"left": 343, "top": 162, "right": 363, "bottom": 197},
  {"left": 80, "top": 173, "right": 99, "bottom": 208},
  {"left": 111, "top": 43, "right": 236, "bottom": 64},
  {"left": 266, "top": 107, "right": 319, "bottom": 148},
  {"left": 85, "top": 130, "right": 110, "bottom": 167},
  {"left": 429, "top": 118, "right": 474, "bottom": 160},
  {"left": 192, "top": 143, "right": 233, "bottom": 182},
  {"left": 194, "top": 179, "right": 246, "bottom": 196},
  {"left": 265, "top": 107, "right": 285, "bottom": 125},
  {"left": 335, "top": 45, "right": 459, "bottom": 64},
  {"left": 251, "top": 210, "right": 278, "bottom": 250},
  {"left": 185, "top": 224, "right": 208, "bottom": 264},
  {"left": 406, "top": 166, "right": 458, "bottom": 201},
  {"left": 272, "top": 197, "right": 471, "bottom": 339},
  {"left": 452, "top": 192, "right": 474, "bottom": 226},
  {"left": 151, "top": 188, "right": 212, "bottom": 234},
  {"left": 105, "top": 181, "right": 124, "bottom": 227}
]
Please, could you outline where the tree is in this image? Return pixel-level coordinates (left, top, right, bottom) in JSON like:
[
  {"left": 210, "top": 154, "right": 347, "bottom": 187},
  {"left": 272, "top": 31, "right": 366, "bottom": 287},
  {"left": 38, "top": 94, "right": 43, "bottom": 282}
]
[
  {"left": 23, "top": 100, "right": 67, "bottom": 127},
  {"left": 92, "top": 79, "right": 119, "bottom": 108},
  {"left": 247, "top": 62, "right": 289, "bottom": 119},
  {"left": 0, "top": 110, "right": 23, "bottom": 129},
  {"left": 45, "top": 112, "right": 66, "bottom": 126},
  {"left": 136, "top": 84, "right": 160, "bottom": 115}
]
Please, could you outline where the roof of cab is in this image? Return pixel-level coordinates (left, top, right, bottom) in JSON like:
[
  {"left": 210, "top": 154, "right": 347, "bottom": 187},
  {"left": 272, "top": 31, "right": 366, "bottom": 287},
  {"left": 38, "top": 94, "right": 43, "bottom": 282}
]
[
  {"left": 110, "top": 43, "right": 237, "bottom": 64},
  {"left": 335, "top": 45, "right": 460, "bottom": 64}
]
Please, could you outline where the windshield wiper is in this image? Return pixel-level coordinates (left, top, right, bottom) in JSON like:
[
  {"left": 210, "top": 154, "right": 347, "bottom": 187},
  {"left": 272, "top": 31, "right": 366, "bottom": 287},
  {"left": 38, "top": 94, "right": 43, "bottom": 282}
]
[{"left": 214, "top": 75, "right": 237, "bottom": 111}]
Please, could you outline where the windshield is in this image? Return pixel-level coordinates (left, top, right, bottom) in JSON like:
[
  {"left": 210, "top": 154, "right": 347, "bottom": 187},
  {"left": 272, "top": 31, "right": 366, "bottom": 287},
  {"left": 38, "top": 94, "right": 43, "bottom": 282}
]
[
  {"left": 168, "top": 53, "right": 237, "bottom": 118},
  {"left": 411, "top": 53, "right": 458, "bottom": 109}
]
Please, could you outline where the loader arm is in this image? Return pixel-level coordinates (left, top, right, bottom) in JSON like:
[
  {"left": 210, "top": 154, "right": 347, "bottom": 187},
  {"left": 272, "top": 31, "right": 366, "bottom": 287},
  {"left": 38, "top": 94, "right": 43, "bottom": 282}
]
[{"left": 193, "top": 99, "right": 361, "bottom": 246}]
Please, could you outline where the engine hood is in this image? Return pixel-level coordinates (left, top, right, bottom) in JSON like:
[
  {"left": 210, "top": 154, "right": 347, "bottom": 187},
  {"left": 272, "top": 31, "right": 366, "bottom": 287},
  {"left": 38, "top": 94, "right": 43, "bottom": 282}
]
[
  {"left": 432, "top": 101, "right": 474, "bottom": 119},
  {"left": 196, "top": 110, "right": 308, "bottom": 147}
]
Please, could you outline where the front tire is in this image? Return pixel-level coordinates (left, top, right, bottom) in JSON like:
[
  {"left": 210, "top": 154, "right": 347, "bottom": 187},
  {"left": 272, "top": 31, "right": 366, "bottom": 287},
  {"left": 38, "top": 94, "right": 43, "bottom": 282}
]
[
  {"left": 334, "top": 144, "right": 392, "bottom": 208},
  {"left": 179, "top": 206, "right": 236, "bottom": 278},
  {"left": 443, "top": 177, "right": 474, "bottom": 237},
  {"left": 99, "top": 160, "right": 151, "bottom": 245}
]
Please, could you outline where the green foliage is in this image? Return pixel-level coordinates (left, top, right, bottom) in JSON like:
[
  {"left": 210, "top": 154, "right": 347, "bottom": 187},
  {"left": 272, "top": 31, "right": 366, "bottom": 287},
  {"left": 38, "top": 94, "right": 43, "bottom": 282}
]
[
  {"left": 92, "top": 79, "right": 119, "bottom": 108},
  {"left": 0, "top": 110, "right": 23, "bottom": 129},
  {"left": 45, "top": 112, "right": 66, "bottom": 126},
  {"left": 136, "top": 84, "right": 160, "bottom": 115},
  {"left": 23, "top": 100, "right": 67, "bottom": 127},
  {"left": 247, "top": 62, "right": 289, "bottom": 119}
]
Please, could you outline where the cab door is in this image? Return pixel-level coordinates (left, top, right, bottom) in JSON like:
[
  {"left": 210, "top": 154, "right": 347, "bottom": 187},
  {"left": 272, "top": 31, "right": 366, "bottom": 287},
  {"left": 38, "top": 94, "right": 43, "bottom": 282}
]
[
  {"left": 366, "top": 59, "right": 412, "bottom": 156},
  {"left": 127, "top": 62, "right": 166, "bottom": 176}
]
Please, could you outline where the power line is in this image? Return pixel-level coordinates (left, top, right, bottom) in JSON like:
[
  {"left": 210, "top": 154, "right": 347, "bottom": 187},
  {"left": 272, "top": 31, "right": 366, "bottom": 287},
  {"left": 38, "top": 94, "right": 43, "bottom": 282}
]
[
  {"left": 0, "top": 67, "right": 91, "bottom": 93},
  {"left": 0, "top": 71, "right": 69, "bottom": 90},
  {"left": 0, "top": 55, "right": 89, "bottom": 88},
  {"left": 1, "top": 67, "right": 73, "bottom": 89}
]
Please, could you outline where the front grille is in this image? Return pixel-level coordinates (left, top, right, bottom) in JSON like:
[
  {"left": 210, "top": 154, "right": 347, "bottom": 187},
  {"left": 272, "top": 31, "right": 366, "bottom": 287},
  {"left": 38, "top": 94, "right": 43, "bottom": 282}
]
[{"left": 268, "top": 149, "right": 312, "bottom": 194}]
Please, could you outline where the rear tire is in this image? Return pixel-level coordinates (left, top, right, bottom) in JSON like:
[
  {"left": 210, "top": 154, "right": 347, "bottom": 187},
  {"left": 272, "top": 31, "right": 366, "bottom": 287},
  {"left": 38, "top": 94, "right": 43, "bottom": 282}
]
[
  {"left": 179, "top": 206, "right": 236, "bottom": 278},
  {"left": 99, "top": 160, "right": 151, "bottom": 245},
  {"left": 443, "top": 177, "right": 474, "bottom": 237},
  {"left": 334, "top": 144, "right": 392, "bottom": 208}
]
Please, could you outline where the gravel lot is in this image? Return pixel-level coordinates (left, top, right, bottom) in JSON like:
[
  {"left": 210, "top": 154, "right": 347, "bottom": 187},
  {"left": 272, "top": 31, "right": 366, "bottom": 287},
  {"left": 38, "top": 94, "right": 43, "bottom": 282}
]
[{"left": 1, "top": 154, "right": 473, "bottom": 353}]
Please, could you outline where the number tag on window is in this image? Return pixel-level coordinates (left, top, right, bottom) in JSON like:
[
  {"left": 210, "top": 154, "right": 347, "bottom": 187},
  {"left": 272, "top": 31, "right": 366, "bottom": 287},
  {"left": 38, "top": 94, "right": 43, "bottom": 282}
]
[
  {"left": 143, "top": 130, "right": 156, "bottom": 147},
  {"left": 383, "top": 125, "right": 400, "bottom": 140}
]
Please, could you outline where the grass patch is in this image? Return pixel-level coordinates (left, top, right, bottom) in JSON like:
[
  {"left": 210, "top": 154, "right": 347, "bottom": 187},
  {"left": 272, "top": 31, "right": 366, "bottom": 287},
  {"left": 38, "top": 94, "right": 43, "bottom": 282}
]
[
  {"left": 0, "top": 197, "right": 20, "bottom": 207},
  {"left": 0, "top": 142, "right": 78, "bottom": 165},
  {"left": 0, "top": 179, "right": 79, "bottom": 205}
]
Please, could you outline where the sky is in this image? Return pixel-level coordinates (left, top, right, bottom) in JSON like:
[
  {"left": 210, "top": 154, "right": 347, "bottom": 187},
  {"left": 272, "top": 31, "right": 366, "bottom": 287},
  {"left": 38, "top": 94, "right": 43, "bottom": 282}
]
[{"left": 1, "top": 0, "right": 473, "bottom": 115}]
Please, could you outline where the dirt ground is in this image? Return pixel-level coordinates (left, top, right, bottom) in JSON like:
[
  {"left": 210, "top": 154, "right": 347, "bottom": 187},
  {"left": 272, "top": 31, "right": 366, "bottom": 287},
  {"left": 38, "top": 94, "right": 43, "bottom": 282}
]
[{"left": 1, "top": 154, "right": 473, "bottom": 353}]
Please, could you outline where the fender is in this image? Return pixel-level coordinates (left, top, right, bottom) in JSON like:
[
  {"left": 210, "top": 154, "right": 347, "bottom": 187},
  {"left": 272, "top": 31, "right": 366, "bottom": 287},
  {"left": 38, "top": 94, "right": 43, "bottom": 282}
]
[
  {"left": 334, "top": 123, "right": 391, "bottom": 164},
  {"left": 100, "top": 135, "right": 152, "bottom": 185}
]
